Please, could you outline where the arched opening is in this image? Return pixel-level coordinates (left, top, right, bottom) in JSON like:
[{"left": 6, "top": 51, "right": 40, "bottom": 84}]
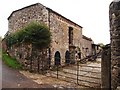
[
  {"left": 54, "top": 51, "right": 61, "bottom": 65},
  {"left": 65, "top": 50, "right": 70, "bottom": 64}
]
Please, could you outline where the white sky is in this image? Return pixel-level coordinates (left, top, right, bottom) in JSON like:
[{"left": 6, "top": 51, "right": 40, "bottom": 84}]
[{"left": 0, "top": 0, "right": 113, "bottom": 44}]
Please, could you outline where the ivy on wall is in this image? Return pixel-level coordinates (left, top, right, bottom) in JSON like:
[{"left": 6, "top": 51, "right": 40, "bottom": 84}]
[{"left": 6, "top": 21, "right": 51, "bottom": 48}]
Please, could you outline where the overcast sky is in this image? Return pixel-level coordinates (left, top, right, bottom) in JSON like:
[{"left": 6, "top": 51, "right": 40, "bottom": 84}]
[{"left": 0, "top": 0, "right": 113, "bottom": 44}]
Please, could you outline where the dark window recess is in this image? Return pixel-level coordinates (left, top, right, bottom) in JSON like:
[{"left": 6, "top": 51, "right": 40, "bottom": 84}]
[{"left": 69, "top": 27, "right": 73, "bottom": 45}]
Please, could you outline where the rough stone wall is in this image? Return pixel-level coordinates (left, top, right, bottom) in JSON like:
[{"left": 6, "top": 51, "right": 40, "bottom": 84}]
[
  {"left": 49, "top": 11, "right": 83, "bottom": 66},
  {"left": 9, "top": 43, "right": 32, "bottom": 70},
  {"left": 8, "top": 3, "right": 49, "bottom": 34},
  {"left": 7, "top": 3, "right": 49, "bottom": 72},
  {"left": 82, "top": 36, "right": 93, "bottom": 57},
  {"left": 2, "top": 39, "right": 7, "bottom": 52},
  {"left": 73, "top": 27, "right": 83, "bottom": 51},
  {"left": 30, "top": 46, "right": 48, "bottom": 73},
  {"left": 8, "top": 43, "right": 48, "bottom": 72},
  {"left": 109, "top": 1, "right": 120, "bottom": 89}
]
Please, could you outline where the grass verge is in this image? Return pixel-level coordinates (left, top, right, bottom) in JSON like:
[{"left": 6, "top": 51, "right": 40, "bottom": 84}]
[{"left": 2, "top": 52, "right": 22, "bottom": 69}]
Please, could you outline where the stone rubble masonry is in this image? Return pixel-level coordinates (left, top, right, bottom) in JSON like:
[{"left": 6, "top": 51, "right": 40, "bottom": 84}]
[
  {"left": 6, "top": 3, "right": 93, "bottom": 71},
  {"left": 8, "top": 3, "right": 49, "bottom": 34},
  {"left": 48, "top": 9, "right": 83, "bottom": 65},
  {"left": 109, "top": 1, "right": 120, "bottom": 89},
  {"left": 82, "top": 35, "right": 93, "bottom": 57}
]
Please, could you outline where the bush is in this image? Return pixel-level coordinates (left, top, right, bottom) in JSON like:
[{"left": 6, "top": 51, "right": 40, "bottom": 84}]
[{"left": 6, "top": 21, "right": 51, "bottom": 48}]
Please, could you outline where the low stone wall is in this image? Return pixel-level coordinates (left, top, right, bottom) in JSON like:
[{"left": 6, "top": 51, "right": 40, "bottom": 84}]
[{"left": 8, "top": 43, "right": 49, "bottom": 73}]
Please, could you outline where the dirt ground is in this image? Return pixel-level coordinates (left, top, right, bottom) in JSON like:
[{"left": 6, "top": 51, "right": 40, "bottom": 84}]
[
  {"left": 20, "top": 70, "right": 84, "bottom": 88},
  {"left": 19, "top": 58, "right": 101, "bottom": 88}
]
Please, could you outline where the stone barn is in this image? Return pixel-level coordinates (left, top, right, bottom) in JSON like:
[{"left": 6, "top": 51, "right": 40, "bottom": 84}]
[{"left": 4, "top": 3, "right": 94, "bottom": 71}]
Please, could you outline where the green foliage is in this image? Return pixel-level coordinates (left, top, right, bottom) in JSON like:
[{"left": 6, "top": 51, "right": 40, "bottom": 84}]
[
  {"left": 6, "top": 21, "right": 51, "bottom": 48},
  {"left": 6, "top": 35, "right": 17, "bottom": 48},
  {"left": 2, "top": 52, "right": 22, "bottom": 69}
]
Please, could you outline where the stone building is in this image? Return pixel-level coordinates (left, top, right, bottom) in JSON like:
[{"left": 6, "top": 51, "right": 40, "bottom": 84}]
[
  {"left": 4, "top": 3, "right": 93, "bottom": 71},
  {"left": 82, "top": 35, "right": 93, "bottom": 57}
]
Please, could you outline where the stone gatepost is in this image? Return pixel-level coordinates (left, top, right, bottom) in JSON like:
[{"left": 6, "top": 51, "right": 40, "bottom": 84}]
[
  {"left": 109, "top": 1, "right": 120, "bottom": 89},
  {"left": 101, "top": 44, "right": 111, "bottom": 89}
]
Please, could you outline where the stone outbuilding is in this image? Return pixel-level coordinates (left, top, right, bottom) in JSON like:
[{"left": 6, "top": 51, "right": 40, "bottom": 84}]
[
  {"left": 4, "top": 3, "right": 94, "bottom": 71},
  {"left": 82, "top": 35, "right": 93, "bottom": 57}
]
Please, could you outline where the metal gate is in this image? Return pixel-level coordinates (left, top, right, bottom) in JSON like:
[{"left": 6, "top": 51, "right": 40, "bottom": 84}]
[{"left": 49, "top": 51, "right": 102, "bottom": 88}]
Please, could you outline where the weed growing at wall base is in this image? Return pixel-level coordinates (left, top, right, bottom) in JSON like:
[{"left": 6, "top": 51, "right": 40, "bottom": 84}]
[{"left": 2, "top": 52, "right": 22, "bottom": 69}]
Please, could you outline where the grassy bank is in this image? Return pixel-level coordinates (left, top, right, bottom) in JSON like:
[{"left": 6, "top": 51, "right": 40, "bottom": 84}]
[{"left": 2, "top": 52, "right": 22, "bottom": 69}]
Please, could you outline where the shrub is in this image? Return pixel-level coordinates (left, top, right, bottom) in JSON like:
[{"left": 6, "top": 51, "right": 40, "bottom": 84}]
[{"left": 6, "top": 21, "right": 51, "bottom": 48}]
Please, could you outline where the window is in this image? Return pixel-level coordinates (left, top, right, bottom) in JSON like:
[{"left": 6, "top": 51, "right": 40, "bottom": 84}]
[{"left": 69, "top": 27, "right": 73, "bottom": 45}]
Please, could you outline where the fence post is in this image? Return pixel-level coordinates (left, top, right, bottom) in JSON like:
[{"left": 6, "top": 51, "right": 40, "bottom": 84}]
[
  {"left": 101, "top": 44, "right": 111, "bottom": 89},
  {"left": 77, "top": 61, "right": 79, "bottom": 84},
  {"left": 30, "top": 44, "right": 33, "bottom": 72},
  {"left": 57, "top": 64, "right": 58, "bottom": 79}
]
